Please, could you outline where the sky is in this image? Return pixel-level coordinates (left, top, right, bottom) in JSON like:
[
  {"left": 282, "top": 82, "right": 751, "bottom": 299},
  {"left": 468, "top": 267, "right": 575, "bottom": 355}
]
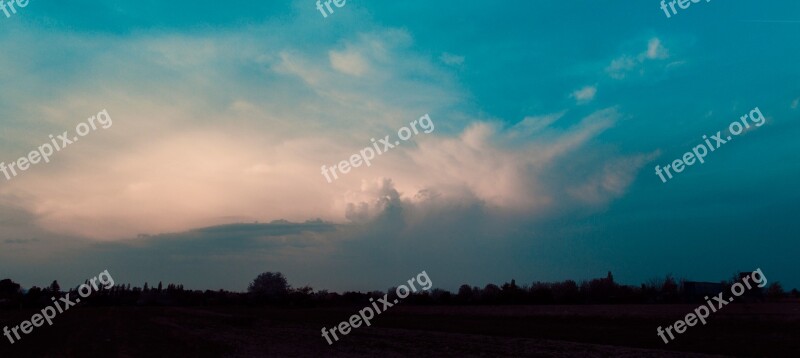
[{"left": 0, "top": 0, "right": 798, "bottom": 292}]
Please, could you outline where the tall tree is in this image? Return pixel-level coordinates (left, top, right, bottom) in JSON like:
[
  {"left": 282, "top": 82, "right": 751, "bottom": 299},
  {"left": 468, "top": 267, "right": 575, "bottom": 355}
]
[{"left": 48, "top": 280, "right": 61, "bottom": 295}]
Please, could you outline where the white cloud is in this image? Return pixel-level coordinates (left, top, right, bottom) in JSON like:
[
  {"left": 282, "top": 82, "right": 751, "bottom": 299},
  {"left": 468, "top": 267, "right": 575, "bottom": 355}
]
[
  {"left": 607, "top": 37, "right": 670, "bottom": 79},
  {"left": 399, "top": 108, "right": 631, "bottom": 211},
  {"left": 607, "top": 56, "right": 637, "bottom": 80},
  {"left": 329, "top": 49, "right": 370, "bottom": 76},
  {"left": 646, "top": 38, "right": 668, "bottom": 59},
  {"left": 792, "top": 98, "right": 799, "bottom": 109},
  {"left": 572, "top": 85, "right": 597, "bottom": 104}
]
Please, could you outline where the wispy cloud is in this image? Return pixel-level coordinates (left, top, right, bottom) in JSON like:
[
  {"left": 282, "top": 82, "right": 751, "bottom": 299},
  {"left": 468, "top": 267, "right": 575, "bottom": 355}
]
[
  {"left": 607, "top": 37, "right": 670, "bottom": 79},
  {"left": 330, "top": 49, "right": 371, "bottom": 77},
  {"left": 572, "top": 85, "right": 597, "bottom": 104},
  {"left": 440, "top": 52, "right": 465, "bottom": 66}
]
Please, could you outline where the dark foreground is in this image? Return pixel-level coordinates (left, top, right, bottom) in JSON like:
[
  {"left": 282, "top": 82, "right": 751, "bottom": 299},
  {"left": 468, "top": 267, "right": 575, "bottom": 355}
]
[{"left": 1, "top": 303, "right": 798, "bottom": 357}]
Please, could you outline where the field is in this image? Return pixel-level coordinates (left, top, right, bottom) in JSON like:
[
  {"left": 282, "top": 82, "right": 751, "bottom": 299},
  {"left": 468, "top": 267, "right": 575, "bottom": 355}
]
[{"left": 1, "top": 303, "right": 799, "bottom": 357}]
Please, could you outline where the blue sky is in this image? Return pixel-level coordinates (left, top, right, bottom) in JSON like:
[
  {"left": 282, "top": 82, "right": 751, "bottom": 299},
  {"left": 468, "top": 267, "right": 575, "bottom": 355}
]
[{"left": 0, "top": 0, "right": 798, "bottom": 292}]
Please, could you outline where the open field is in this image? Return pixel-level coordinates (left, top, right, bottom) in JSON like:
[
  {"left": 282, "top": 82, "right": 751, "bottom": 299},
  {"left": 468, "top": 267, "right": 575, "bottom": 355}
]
[{"left": 1, "top": 303, "right": 798, "bottom": 357}]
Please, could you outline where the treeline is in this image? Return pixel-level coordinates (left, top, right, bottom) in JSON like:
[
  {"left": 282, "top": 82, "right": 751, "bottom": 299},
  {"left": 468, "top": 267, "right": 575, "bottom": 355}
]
[{"left": 0, "top": 272, "right": 795, "bottom": 309}]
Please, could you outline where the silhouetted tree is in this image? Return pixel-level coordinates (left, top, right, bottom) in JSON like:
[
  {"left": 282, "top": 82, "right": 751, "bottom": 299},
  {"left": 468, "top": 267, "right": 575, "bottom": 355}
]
[
  {"left": 0, "top": 279, "right": 22, "bottom": 297},
  {"left": 248, "top": 272, "right": 290, "bottom": 299},
  {"left": 23, "top": 286, "right": 43, "bottom": 307},
  {"left": 552, "top": 280, "right": 581, "bottom": 303},
  {"left": 48, "top": 280, "right": 61, "bottom": 295},
  {"left": 430, "top": 288, "right": 451, "bottom": 303},
  {"left": 481, "top": 284, "right": 501, "bottom": 303},
  {"left": 0, "top": 279, "right": 23, "bottom": 308},
  {"left": 530, "top": 282, "right": 553, "bottom": 304},
  {"left": 500, "top": 279, "right": 525, "bottom": 303},
  {"left": 456, "top": 284, "right": 474, "bottom": 303},
  {"left": 766, "top": 282, "right": 785, "bottom": 301},
  {"left": 661, "top": 274, "right": 680, "bottom": 303}
]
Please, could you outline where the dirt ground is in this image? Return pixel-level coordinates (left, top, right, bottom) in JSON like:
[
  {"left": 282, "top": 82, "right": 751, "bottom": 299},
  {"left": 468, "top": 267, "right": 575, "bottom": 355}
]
[{"left": 1, "top": 303, "right": 798, "bottom": 357}]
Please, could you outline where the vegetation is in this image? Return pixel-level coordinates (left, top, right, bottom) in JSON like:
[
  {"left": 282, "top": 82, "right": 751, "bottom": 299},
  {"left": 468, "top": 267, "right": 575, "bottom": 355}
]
[{"left": 1, "top": 271, "right": 795, "bottom": 310}]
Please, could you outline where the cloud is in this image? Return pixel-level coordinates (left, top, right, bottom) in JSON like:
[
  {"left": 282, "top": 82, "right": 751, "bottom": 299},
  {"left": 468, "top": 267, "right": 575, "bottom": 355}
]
[
  {"left": 345, "top": 178, "right": 402, "bottom": 223},
  {"left": 0, "top": 17, "right": 648, "bottom": 247},
  {"left": 399, "top": 108, "right": 637, "bottom": 212},
  {"left": 567, "top": 152, "right": 659, "bottom": 205},
  {"left": 0, "top": 26, "right": 460, "bottom": 240},
  {"left": 329, "top": 49, "right": 370, "bottom": 77},
  {"left": 4, "top": 239, "right": 39, "bottom": 245},
  {"left": 509, "top": 112, "right": 565, "bottom": 137},
  {"left": 646, "top": 38, "right": 669, "bottom": 60},
  {"left": 133, "top": 220, "right": 338, "bottom": 253},
  {"left": 792, "top": 98, "right": 799, "bottom": 109},
  {"left": 440, "top": 52, "right": 465, "bottom": 66},
  {"left": 607, "top": 37, "right": 670, "bottom": 79},
  {"left": 572, "top": 85, "right": 597, "bottom": 104},
  {"left": 606, "top": 56, "right": 638, "bottom": 79}
]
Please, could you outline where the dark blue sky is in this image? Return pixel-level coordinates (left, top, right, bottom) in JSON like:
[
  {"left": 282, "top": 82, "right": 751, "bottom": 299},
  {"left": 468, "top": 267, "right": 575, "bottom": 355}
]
[{"left": 0, "top": 0, "right": 798, "bottom": 292}]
